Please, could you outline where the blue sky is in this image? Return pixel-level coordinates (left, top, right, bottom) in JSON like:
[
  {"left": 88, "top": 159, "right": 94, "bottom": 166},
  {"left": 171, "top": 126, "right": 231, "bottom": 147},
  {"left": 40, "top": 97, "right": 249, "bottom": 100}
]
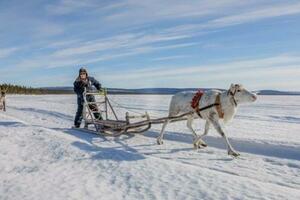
[{"left": 0, "top": 0, "right": 300, "bottom": 90}]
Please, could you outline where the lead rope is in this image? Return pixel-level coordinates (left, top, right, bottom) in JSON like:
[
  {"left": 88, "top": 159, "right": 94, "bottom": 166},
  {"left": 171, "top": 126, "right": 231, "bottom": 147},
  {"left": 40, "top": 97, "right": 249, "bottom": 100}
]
[{"left": 108, "top": 96, "right": 163, "bottom": 119}]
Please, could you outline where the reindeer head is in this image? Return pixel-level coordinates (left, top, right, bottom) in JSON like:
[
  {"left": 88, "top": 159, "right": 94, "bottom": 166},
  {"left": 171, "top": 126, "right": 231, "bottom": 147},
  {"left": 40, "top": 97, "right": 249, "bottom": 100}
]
[
  {"left": 228, "top": 84, "right": 257, "bottom": 105},
  {"left": 1, "top": 91, "right": 5, "bottom": 97},
  {"left": 0, "top": 87, "right": 7, "bottom": 97}
]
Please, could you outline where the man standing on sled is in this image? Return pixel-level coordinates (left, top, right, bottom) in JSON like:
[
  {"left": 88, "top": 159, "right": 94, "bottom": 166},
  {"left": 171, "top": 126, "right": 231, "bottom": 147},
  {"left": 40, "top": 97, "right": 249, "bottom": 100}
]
[{"left": 73, "top": 67, "right": 102, "bottom": 128}]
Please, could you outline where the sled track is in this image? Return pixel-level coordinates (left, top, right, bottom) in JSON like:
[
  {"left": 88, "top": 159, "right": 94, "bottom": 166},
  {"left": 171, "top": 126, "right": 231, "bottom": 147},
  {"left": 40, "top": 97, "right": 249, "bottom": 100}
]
[
  {"left": 1, "top": 111, "right": 300, "bottom": 191},
  {"left": 3, "top": 107, "right": 300, "bottom": 161},
  {"left": 1, "top": 94, "right": 300, "bottom": 200}
]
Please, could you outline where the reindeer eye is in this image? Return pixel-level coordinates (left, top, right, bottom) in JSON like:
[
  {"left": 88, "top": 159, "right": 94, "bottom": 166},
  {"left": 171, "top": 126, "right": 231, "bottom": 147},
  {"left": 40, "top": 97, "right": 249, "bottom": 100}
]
[{"left": 237, "top": 89, "right": 241, "bottom": 92}]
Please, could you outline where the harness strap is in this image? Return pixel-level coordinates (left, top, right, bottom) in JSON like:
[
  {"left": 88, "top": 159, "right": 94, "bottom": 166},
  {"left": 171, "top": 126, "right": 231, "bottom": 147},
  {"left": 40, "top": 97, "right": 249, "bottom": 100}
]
[
  {"left": 191, "top": 90, "right": 204, "bottom": 118},
  {"left": 195, "top": 104, "right": 216, "bottom": 118},
  {"left": 193, "top": 93, "right": 224, "bottom": 119},
  {"left": 227, "top": 90, "right": 238, "bottom": 107},
  {"left": 215, "top": 94, "right": 224, "bottom": 118}
]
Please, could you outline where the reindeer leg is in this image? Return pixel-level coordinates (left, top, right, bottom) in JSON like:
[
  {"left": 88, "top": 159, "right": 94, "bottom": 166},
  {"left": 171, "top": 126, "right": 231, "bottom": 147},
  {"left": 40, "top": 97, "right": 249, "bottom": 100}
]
[
  {"left": 187, "top": 115, "right": 198, "bottom": 138},
  {"left": 203, "top": 120, "right": 210, "bottom": 137},
  {"left": 209, "top": 114, "right": 240, "bottom": 157},
  {"left": 194, "top": 120, "right": 210, "bottom": 148},
  {"left": 157, "top": 119, "right": 170, "bottom": 145},
  {"left": 186, "top": 115, "right": 207, "bottom": 149}
]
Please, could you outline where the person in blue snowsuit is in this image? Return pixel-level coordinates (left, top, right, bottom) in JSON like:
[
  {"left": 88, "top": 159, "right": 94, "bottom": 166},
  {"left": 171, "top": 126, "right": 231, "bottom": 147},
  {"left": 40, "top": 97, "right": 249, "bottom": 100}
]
[{"left": 74, "top": 67, "right": 102, "bottom": 128}]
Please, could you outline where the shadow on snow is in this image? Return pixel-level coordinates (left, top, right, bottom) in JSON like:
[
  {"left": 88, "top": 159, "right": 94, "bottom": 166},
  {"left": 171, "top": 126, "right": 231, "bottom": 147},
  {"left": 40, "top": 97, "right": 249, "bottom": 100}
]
[
  {"left": 143, "top": 131, "right": 300, "bottom": 161},
  {"left": 54, "top": 128, "right": 145, "bottom": 162}
]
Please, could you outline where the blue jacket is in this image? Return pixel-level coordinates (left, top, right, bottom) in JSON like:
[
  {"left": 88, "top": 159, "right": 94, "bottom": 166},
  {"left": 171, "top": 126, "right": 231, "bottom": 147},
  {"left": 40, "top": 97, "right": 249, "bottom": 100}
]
[{"left": 73, "top": 76, "right": 101, "bottom": 98}]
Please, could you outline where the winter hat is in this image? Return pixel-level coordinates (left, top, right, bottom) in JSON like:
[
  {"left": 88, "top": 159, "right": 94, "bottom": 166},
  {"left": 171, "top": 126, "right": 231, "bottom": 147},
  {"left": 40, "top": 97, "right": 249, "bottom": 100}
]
[{"left": 79, "top": 67, "right": 88, "bottom": 75}]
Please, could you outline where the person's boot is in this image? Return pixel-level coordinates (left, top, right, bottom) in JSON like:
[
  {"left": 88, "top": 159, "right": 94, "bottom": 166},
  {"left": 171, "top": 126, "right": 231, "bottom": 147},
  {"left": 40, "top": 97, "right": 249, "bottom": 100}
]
[{"left": 94, "top": 113, "right": 103, "bottom": 120}]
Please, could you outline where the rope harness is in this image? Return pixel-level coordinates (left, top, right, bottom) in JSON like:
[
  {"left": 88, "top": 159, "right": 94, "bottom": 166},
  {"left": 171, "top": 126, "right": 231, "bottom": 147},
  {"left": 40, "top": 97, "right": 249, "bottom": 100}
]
[
  {"left": 191, "top": 90, "right": 224, "bottom": 119},
  {"left": 227, "top": 90, "right": 238, "bottom": 107}
]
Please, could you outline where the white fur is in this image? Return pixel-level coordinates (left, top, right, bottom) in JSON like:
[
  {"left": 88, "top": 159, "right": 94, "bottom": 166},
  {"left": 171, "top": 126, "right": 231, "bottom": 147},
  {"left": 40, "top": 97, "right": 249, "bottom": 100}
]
[{"left": 157, "top": 84, "right": 257, "bottom": 157}]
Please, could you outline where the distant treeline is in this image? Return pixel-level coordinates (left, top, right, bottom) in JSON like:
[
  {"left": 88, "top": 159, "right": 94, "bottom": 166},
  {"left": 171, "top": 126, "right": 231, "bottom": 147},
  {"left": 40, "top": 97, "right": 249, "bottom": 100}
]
[
  {"left": 1, "top": 84, "right": 299, "bottom": 95},
  {"left": 0, "top": 84, "right": 73, "bottom": 94}
]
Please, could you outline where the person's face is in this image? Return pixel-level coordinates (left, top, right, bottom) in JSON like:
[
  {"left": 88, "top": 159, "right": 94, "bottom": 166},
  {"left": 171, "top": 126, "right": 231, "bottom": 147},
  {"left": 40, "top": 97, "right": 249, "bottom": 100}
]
[{"left": 80, "top": 72, "right": 87, "bottom": 80}]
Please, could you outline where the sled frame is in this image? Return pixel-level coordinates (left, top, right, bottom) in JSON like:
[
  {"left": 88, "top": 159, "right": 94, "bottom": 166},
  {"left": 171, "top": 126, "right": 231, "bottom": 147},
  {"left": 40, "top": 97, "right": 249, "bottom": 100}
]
[
  {"left": 81, "top": 89, "right": 152, "bottom": 136},
  {"left": 80, "top": 89, "right": 221, "bottom": 137}
]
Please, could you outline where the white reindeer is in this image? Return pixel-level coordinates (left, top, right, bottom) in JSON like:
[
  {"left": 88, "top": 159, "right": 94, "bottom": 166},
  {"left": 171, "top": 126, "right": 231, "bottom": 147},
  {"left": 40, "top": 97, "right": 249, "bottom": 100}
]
[
  {"left": 157, "top": 84, "right": 257, "bottom": 157},
  {"left": 0, "top": 90, "right": 6, "bottom": 112}
]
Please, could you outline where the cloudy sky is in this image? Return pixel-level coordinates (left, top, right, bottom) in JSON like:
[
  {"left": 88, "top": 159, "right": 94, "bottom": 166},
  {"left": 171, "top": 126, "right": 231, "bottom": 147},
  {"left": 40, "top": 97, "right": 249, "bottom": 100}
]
[{"left": 0, "top": 0, "right": 300, "bottom": 90}]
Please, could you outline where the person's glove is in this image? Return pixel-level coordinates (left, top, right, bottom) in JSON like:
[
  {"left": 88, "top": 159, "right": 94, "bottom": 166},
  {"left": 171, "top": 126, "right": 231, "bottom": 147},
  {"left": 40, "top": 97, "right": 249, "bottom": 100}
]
[
  {"left": 79, "top": 80, "right": 88, "bottom": 88},
  {"left": 99, "top": 88, "right": 107, "bottom": 96}
]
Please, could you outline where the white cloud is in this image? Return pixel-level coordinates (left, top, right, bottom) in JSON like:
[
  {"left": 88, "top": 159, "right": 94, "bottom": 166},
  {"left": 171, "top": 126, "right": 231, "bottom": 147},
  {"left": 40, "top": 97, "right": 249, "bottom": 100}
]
[
  {"left": 0, "top": 47, "right": 19, "bottom": 58},
  {"left": 46, "top": 0, "right": 97, "bottom": 15},
  {"left": 97, "top": 54, "right": 300, "bottom": 89},
  {"left": 51, "top": 31, "right": 195, "bottom": 58},
  {"left": 151, "top": 55, "right": 192, "bottom": 61},
  {"left": 51, "top": 34, "right": 138, "bottom": 57},
  {"left": 44, "top": 39, "right": 82, "bottom": 49},
  {"left": 157, "top": 2, "right": 300, "bottom": 38},
  {"left": 101, "top": 1, "right": 300, "bottom": 33},
  {"left": 209, "top": 2, "right": 300, "bottom": 28},
  {"left": 7, "top": 41, "right": 195, "bottom": 70},
  {"left": 102, "top": 0, "right": 252, "bottom": 24},
  {"left": 102, "top": 54, "right": 300, "bottom": 79},
  {"left": 1, "top": 0, "right": 300, "bottom": 90}
]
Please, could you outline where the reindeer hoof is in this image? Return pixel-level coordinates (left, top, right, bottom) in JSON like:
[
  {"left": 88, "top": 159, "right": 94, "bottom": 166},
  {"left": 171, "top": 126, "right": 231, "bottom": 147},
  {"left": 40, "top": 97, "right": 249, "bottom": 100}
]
[
  {"left": 193, "top": 143, "right": 199, "bottom": 149},
  {"left": 193, "top": 140, "right": 207, "bottom": 149},
  {"left": 200, "top": 142, "right": 207, "bottom": 147},
  {"left": 193, "top": 143, "right": 206, "bottom": 149},
  {"left": 228, "top": 151, "right": 240, "bottom": 157},
  {"left": 157, "top": 139, "right": 163, "bottom": 145}
]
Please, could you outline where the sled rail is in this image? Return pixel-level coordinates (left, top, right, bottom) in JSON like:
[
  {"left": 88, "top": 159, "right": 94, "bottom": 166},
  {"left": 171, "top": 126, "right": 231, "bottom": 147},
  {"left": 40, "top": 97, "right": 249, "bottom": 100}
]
[{"left": 79, "top": 89, "right": 216, "bottom": 137}]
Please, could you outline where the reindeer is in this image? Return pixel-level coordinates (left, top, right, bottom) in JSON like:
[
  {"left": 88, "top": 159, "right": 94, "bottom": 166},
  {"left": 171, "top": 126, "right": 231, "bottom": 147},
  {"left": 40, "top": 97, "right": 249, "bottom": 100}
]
[
  {"left": 157, "top": 84, "right": 257, "bottom": 157},
  {"left": 0, "top": 88, "right": 7, "bottom": 112}
]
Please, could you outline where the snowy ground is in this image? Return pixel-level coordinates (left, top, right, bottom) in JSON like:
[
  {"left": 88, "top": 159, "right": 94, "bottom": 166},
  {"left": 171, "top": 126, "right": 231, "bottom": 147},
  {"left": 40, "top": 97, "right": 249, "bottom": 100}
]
[{"left": 0, "top": 94, "right": 299, "bottom": 200}]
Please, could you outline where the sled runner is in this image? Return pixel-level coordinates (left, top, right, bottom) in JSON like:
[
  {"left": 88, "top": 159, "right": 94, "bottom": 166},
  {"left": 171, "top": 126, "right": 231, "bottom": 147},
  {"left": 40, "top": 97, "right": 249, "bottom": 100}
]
[{"left": 75, "top": 89, "right": 196, "bottom": 136}]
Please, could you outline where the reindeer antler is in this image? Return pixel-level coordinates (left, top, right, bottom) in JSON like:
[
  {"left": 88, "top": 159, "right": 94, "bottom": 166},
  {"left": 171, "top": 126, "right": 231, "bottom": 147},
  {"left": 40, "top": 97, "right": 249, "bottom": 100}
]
[{"left": 0, "top": 86, "right": 8, "bottom": 93}]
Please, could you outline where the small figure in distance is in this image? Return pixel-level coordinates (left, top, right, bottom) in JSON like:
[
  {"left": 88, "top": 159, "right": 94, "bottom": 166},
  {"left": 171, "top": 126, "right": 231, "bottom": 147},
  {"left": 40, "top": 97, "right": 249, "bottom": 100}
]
[{"left": 0, "top": 91, "right": 6, "bottom": 112}]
